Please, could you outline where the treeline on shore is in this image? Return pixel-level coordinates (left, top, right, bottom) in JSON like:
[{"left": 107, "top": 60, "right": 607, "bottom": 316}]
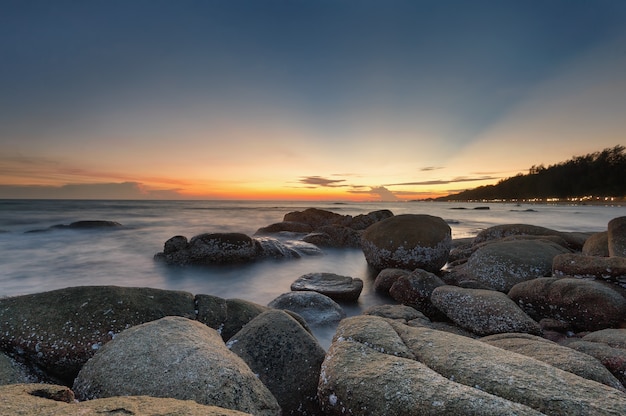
[{"left": 436, "top": 145, "right": 626, "bottom": 202}]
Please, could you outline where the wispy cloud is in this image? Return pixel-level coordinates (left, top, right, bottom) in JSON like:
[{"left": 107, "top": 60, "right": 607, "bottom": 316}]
[
  {"left": 420, "top": 166, "right": 444, "bottom": 171},
  {"left": 298, "top": 176, "right": 348, "bottom": 187},
  {"left": 0, "top": 182, "right": 186, "bottom": 199}
]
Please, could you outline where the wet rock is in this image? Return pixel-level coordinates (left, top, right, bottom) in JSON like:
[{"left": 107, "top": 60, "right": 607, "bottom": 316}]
[
  {"left": 0, "top": 353, "right": 36, "bottom": 385},
  {"left": 565, "top": 340, "right": 626, "bottom": 388},
  {"left": 268, "top": 291, "right": 346, "bottom": 327},
  {"left": 361, "top": 214, "right": 451, "bottom": 272},
  {"left": 583, "top": 329, "right": 626, "bottom": 349},
  {"left": 302, "top": 225, "right": 362, "bottom": 248},
  {"left": 388, "top": 268, "right": 445, "bottom": 318},
  {"left": 227, "top": 310, "right": 326, "bottom": 415},
  {"left": 155, "top": 232, "right": 260, "bottom": 265},
  {"left": 462, "top": 239, "right": 571, "bottom": 292},
  {"left": 430, "top": 286, "right": 541, "bottom": 336},
  {"left": 0, "top": 383, "right": 251, "bottom": 415},
  {"left": 362, "top": 304, "right": 430, "bottom": 325},
  {"left": 255, "top": 221, "right": 314, "bottom": 235},
  {"left": 196, "top": 295, "right": 270, "bottom": 341},
  {"left": 583, "top": 231, "right": 610, "bottom": 257},
  {"left": 609, "top": 216, "right": 626, "bottom": 257},
  {"left": 73, "top": 316, "right": 280, "bottom": 415},
  {"left": 0, "top": 286, "right": 195, "bottom": 384},
  {"left": 472, "top": 223, "right": 585, "bottom": 250},
  {"left": 25, "top": 220, "right": 123, "bottom": 233},
  {"left": 283, "top": 208, "right": 349, "bottom": 228},
  {"left": 372, "top": 268, "right": 410, "bottom": 293},
  {"left": 552, "top": 253, "right": 626, "bottom": 287},
  {"left": 508, "top": 277, "right": 626, "bottom": 332},
  {"left": 481, "top": 333, "right": 624, "bottom": 391},
  {"left": 290, "top": 272, "right": 363, "bottom": 302},
  {"left": 320, "top": 315, "right": 626, "bottom": 415},
  {"left": 345, "top": 209, "right": 394, "bottom": 230}
]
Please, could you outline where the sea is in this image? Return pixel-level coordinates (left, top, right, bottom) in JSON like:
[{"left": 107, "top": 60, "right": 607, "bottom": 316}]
[{"left": 1, "top": 199, "right": 624, "bottom": 347}]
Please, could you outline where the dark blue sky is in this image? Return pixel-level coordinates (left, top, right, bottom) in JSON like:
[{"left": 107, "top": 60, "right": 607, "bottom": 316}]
[{"left": 1, "top": 0, "right": 625, "bottom": 199}]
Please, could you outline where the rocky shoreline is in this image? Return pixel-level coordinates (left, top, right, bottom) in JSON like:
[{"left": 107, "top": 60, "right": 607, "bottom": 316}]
[{"left": 1, "top": 208, "right": 626, "bottom": 415}]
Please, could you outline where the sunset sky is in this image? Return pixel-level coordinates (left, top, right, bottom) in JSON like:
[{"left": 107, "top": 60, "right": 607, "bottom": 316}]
[{"left": 1, "top": 0, "right": 625, "bottom": 201}]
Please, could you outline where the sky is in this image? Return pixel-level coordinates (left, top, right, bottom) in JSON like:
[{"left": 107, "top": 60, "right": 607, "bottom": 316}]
[{"left": 1, "top": 0, "right": 625, "bottom": 201}]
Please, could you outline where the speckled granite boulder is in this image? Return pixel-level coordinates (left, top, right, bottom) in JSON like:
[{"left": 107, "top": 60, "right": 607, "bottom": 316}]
[
  {"left": 583, "top": 231, "right": 610, "bottom": 257},
  {"left": 509, "top": 277, "right": 626, "bottom": 332},
  {"left": 481, "top": 333, "right": 624, "bottom": 391},
  {"left": 0, "top": 384, "right": 252, "bottom": 415},
  {"left": 565, "top": 339, "right": 626, "bottom": 388},
  {"left": 388, "top": 268, "right": 445, "bottom": 318},
  {"left": 553, "top": 253, "right": 626, "bottom": 287},
  {"left": 0, "top": 353, "right": 36, "bottom": 385},
  {"left": 431, "top": 286, "right": 541, "bottom": 336},
  {"left": 361, "top": 214, "right": 451, "bottom": 272},
  {"left": 73, "top": 316, "right": 280, "bottom": 416},
  {"left": 462, "top": 239, "right": 570, "bottom": 292},
  {"left": 319, "top": 315, "right": 626, "bottom": 415},
  {"left": 227, "top": 310, "right": 325, "bottom": 415},
  {"left": 0, "top": 286, "right": 195, "bottom": 384},
  {"left": 472, "top": 223, "right": 586, "bottom": 250}
]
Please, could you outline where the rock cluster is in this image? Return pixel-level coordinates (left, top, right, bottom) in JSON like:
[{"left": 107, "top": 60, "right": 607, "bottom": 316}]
[{"left": 2, "top": 211, "right": 626, "bottom": 415}]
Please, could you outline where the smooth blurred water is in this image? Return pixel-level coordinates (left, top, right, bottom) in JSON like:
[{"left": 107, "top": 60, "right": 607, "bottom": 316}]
[{"left": 1, "top": 199, "right": 624, "bottom": 347}]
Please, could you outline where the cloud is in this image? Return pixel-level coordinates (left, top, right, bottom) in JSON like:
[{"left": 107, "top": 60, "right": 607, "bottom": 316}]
[
  {"left": 385, "top": 176, "right": 499, "bottom": 186},
  {"left": 348, "top": 186, "right": 400, "bottom": 201},
  {"left": 298, "top": 176, "right": 348, "bottom": 187},
  {"left": 420, "top": 166, "right": 444, "bottom": 171},
  {"left": 0, "top": 182, "right": 185, "bottom": 199}
]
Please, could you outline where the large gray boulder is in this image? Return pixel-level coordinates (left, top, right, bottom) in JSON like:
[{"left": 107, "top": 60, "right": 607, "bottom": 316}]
[
  {"left": 472, "top": 223, "right": 585, "bottom": 250},
  {"left": 320, "top": 315, "right": 626, "bottom": 415},
  {"left": 565, "top": 339, "right": 626, "bottom": 388},
  {"left": 481, "top": 333, "right": 624, "bottom": 391},
  {"left": 227, "top": 310, "right": 326, "bottom": 415},
  {"left": 583, "top": 231, "right": 610, "bottom": 257},
  {"left": 462, "top": 239, "right": 571, "bottom": 292},
  {"left": 361, "top": 214, "right": 451, "bottom": 272},
  {"left": 0, "top": 286, "right": 195, "bottom": 384},
  {"left": 195, "top": 295, "right": 270, "bottom": 341},
  {"left": 388, "top": 268, "right": 445, "bottom": 318},
  {"left": 508, "top": 277, "right": 626, "bottom": 332},
  {"left": 73, "top": 316, "right": 280, "bottom": 416},
  {"left": 318, "top": 316, "right": 542, "bottom": 415},
  {"left": 0, "top": 383, "right": 252, "bottom": 415},
  {"left": 431, "top": 286, "right": 541, "bottom": 336}
]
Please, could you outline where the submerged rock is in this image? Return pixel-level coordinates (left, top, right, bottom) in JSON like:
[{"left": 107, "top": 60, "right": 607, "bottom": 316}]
[
  {"left": 25, "top": 220, "right": 123, "bottom": 233},
  {"left": 290, "top": 272, "right": 363, "bottom": 302},
  {"left": 268, "top": 291, "right": 346, "bottom": 326}
]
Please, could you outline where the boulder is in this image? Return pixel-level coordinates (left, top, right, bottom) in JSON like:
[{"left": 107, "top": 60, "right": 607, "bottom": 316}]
[
  {"left": 509, "top": 277, "right": 626, "bottom": 332},
  {"left": 73, "top": 316, "right": 280, "bottom": 416},
  {"left": 0, "top": 353, "right": 35, "bottom": 385},
  {"left": 227, "top": 310, "right": 326, "bottom": 415},
  {"left": 553, "top": 253, "right": 626, "bottom": 288},
  {"left": 565, "top": 340, "right": 626, "bottom": 388},
  {"left": 0, "top": 383, "right": 251, "bottom": 415},
  {"left": 583, "top": 329, "right": 626, "bottom": 350},
  {"left": 472, "top": 223, "right": 584, "bottom": 250},
  {"left": 430, "top": 286, "right": 541, "bottom": 336},
  {"left": 268, "top": 291, "right": 346, "bottom": 326},
  {"left": 361, "top": 214, "right": 451, "bottom": 272},
  {"left": 302, "top": 225, "right": 362, "bottom": 248},
  {"left": 290, "top": 272, "right": 363, "bottom": 302},
  {"left": 155, "top": 233, "right": 260, "bottom": 265},
  {"left": 362, "top": 304, "right": 431, "bottom": 325},
  {"left": 283, "top": 208, "right": 348, "bottom": 228},
  {"left": 195, "top": 295, "right": 270, "bottom": 341},
  {"left": 388, "top": 269, "right": 445, "bottom": 318},
  {"left": 609, "top": 216, "right": 626, "bottom": 257},
  {"left": 372, "top": 268, "right": 410, "bottom": 293},
  {"left": 25, "top": 220, "right": 123, "bottom": 233},
  {"left": 345, "top": 209, "right": 394, "bottom": 230},
  {"left": 0, "top": 286, "right": 195, "bottom": 384},
  {"left": 481, "top": 333, "right": 624, "bottom": 391},
  {"left": 462, "top": 239, "right": 571, "bottom": 292},
  {"left": 255, "top": 221, "right": 314, "bottom": 234},
  {"left": 320, "top": 315, "right": 626, "bottom": 415},
  {"left": 583, "top": 231, "right": 610, "bottom": 257}
]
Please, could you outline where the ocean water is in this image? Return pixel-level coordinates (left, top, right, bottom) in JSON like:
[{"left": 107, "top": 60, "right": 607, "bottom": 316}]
[{"left": 1, "top": 199, "right": 624, "bottom": 347}]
